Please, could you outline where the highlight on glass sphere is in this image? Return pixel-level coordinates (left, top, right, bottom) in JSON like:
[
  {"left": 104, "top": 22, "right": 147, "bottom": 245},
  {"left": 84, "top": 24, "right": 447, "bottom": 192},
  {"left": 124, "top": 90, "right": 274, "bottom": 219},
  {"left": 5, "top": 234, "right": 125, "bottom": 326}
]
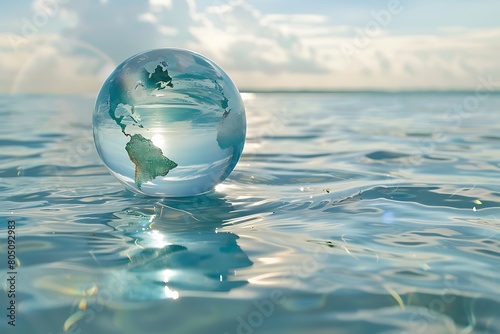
[{"left": 93, "top": 48, "right": 246, "bottom": 197}]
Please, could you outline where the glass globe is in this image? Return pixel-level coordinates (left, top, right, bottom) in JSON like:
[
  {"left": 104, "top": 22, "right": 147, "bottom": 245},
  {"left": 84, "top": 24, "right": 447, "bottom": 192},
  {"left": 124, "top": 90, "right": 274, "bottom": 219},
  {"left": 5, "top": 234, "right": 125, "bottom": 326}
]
[{"left": 93, "top": 48, "right": 246, "bottom": 197}]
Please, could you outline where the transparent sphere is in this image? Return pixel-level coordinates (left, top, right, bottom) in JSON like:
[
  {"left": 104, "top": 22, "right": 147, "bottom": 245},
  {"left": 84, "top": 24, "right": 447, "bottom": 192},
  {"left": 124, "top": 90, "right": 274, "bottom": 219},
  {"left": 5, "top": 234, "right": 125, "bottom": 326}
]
[{"left": 93, "top": 48, "right": 246, "bottom": 197}]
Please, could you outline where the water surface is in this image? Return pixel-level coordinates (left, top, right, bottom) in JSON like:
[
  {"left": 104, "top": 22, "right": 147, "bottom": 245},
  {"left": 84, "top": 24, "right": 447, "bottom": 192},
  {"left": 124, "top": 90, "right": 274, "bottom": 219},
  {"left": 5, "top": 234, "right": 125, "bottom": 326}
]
[{"left": 1, "top": 92, "right": 499, "bottom": 333}]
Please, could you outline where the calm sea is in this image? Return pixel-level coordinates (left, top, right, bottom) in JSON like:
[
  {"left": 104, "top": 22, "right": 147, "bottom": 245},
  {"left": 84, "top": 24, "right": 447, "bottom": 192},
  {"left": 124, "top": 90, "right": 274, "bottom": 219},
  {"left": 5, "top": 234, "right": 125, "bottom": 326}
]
[{"left": 1, "top": 92, "right": 499, "bottom": 333}]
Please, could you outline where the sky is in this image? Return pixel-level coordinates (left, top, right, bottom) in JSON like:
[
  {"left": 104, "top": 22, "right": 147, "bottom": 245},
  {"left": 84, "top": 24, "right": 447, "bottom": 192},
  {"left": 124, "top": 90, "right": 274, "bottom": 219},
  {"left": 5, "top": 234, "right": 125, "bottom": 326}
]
[{"left": 0, "top": 0, "right": 499, "bottom": 94}]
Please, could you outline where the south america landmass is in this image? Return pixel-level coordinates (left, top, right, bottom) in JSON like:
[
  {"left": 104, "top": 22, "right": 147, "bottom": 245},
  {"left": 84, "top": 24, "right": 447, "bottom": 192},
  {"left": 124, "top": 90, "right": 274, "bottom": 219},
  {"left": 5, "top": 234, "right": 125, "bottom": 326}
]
[{"left": 125, "top": 134, "right": 178, "bottom": 189}]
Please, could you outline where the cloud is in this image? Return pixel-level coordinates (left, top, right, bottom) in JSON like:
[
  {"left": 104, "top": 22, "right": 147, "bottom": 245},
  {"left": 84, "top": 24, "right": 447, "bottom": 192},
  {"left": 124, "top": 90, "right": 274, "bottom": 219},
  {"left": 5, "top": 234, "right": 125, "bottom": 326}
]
[
  {"left": 1, "top": 36, "right": 115, "bottom": 94},
  {"left": 149, "top": 0, "right": 173, "bottom": 11},
  {"left": 0, "top": 0, "right": 499, "bottom": 93},
  {"left": 132, "top": 0, "right": 326, "bottom": 74}
]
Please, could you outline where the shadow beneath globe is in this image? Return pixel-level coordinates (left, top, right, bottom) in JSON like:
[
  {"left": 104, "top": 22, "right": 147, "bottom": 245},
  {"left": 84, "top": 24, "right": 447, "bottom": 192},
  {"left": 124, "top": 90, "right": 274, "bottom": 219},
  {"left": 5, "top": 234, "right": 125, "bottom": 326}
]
[{"left": 105, "top": 191, "right": 253, "bottom": 302}]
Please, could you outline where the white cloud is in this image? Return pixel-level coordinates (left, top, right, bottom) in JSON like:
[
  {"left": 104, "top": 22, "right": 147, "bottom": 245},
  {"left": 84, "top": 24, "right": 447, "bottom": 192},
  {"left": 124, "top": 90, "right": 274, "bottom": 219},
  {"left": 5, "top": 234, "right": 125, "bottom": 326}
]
[
  {"left": 0, "top": 32, "right": 115, "bottom": 94},
  {"left": 192, "top": 0, "right": 325, "bottom": 73},
  {"left": 261, "top": 14, "right": 329, "bottom": 25},
  {"left": 149, "top": 0, "right": 173, "bottom": 11},
  {"left": 138, "top": 12, "right": 157, "bottom": 24}
]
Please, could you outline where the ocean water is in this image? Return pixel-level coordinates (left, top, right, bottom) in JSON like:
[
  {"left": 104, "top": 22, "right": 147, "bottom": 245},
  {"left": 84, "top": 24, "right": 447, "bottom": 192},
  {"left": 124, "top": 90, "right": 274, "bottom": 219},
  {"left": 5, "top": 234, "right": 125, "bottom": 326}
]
[{"left": 1, "top": 92, "right": 499, "bottom": 334}]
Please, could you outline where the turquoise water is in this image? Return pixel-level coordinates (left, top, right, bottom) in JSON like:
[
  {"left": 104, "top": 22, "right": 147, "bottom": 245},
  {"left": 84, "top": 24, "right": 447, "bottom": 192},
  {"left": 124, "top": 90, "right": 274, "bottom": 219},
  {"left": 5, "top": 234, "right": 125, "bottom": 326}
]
[{"left": 1, "top": 93, "right": 499, "bottom": 333}]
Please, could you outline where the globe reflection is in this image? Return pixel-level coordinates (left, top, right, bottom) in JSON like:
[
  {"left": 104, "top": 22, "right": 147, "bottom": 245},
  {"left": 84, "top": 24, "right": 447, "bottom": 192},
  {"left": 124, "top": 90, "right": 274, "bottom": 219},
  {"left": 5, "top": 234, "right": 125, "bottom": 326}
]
[{"left": 105, "top": 193, "right": 252, "bottom": 301}]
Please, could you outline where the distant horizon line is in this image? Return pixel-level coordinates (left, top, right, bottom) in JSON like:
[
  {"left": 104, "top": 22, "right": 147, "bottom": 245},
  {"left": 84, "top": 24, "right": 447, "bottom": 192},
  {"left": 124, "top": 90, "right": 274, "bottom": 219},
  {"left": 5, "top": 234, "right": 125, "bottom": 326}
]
[
  {"left": 240, "top": 88, "right": 500, "bottom": 94},
  {"left": 2, "top": 89, "right": 500, "bottom": 96}
]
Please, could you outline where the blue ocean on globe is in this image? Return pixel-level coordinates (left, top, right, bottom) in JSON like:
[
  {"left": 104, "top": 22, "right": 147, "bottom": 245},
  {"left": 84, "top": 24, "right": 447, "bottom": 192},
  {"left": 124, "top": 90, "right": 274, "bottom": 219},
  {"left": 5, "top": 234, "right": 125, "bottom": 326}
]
[{"left": 93, "top": 48, "right": 246, "bottom": 197}]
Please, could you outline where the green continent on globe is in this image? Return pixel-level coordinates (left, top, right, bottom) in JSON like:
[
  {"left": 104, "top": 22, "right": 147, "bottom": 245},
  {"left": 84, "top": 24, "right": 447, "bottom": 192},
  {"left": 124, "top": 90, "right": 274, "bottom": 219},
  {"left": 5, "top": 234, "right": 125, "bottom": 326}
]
[{"left": 125, "top": 134, "right": 178, "bottom": 189}]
